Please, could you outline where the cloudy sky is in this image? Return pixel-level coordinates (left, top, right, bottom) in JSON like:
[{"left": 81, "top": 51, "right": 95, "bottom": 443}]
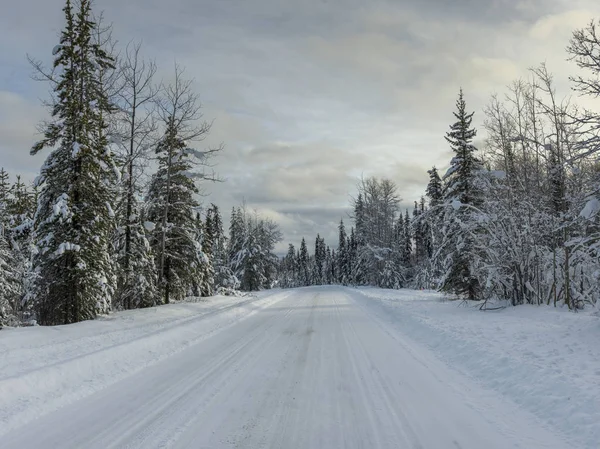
[{"left": 1, "top": 0, "right": 600, "bottom": 252}]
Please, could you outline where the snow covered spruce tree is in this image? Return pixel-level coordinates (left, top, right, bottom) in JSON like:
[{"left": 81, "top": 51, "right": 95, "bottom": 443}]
[
  {"left": 346, "top": 227, "right": 358, "bottom": 285},
  {"left": 439, "top": 89, "right": 484, "bottom": 300},
  {"left": 412, "top": 167, "right": 444, "bottom": 288},
  {"left": 0, "top": 168, "right": 10, "bottom": 226},
  {"left": 227, "top": 206, "right": 246, "bottom": 287},
  {"left": 241, "top": 213, "right": 282, "bottom": 291},
  {"left": 195, "top": 211, "right": 215, "bottom": 297},
  {"left": 313, "top": 234, "right": 326, "bottom": 285},
  {"left": 147, "top": 116, "right": 200, "bottom": 304},
  {"left": 351, "top": 178, "right": 402, "bottom": 287},
  {"left": 336, "top": 219, "right": 349, "bottom": 284},
  {"left": 226, "top": 205, "right": 282, "bottom": 291},
  {"left": 0, "top": 232, "right": 20, "bottom": 327},
  {"left": 147, "top": 66, "right": 219, "bottom": 303},
  {"left": 4, "top": 176, "right": 36, "bottom": 320},
  {"left": 279, "top": 243, "right": 298, "bottom": 288},
  {"left": 205, "top": 204, "right": 236, "bottom": 290},
  {"left": 28, "top": 0, "right": 119, "bottom": 325},
  {"left": 298, "top": 237, "right": 310, "bottom": 286},
  {"left": 115, "top": 198, "right": 158, "bottom": 309},
  {"left": 0, "top": 170, "right": 21, "bottom": 326}
]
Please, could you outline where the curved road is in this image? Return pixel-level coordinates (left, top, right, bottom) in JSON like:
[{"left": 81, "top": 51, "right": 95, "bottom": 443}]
[{"left": 2, "top": 287, "right": 568, "bottom": 448}]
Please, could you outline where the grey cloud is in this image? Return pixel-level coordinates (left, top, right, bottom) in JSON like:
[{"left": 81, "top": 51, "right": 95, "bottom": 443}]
[
  {"left": 268, "top": 205, "right": 353, "bottom": 254},
  {"left": 0, "top": 91, "right": 46, "bottom": 176},
  {"left": 1, "top": 0, "right": 600, "bottom": 249}
]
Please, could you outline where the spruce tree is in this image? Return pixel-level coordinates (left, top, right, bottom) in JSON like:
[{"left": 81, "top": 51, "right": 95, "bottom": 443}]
[
  {"left": 443, "top": 89, "right": 483, "bottom": 208},
  {"left": 440, "top": 89, "right": 483, "bottom": 300},
  {"left": 299, "top": 238, "right": 310, "bottom": 286},
  {"left": 5, "top": 176, "right": 35, "bottom": 318},
  {"left": 328, "top": 248, "right": 335, "bottom": 284},
  {"left": 29, "top": 0, "right": 118, "bottom": 325},
  {"left": 206, "top": 204, "right": 226, "bottom": 264},
  {"left": 195, "top": 212, "right": 214, "bottom": 296},
  {"left": 421, "top": 166, "right": 445, "bottom": 277},
  {"left": 208, "top": 204, "right": 235, "bottom": 289},
  {"left": 313, "top": 234, "right": 326, "bottom": 285},
  {"left": 228, "top": 207, "right": 246, "bottom": 284},
  {"left": 354, "top": 193, "right": 366, "bottom": 246},
  {"left": 0, "top": 171, "right": 21, "bottom": 326},
  {"left": 240, "top": 226, "right": 261, "bottom": 291},
  {"left": 403, "top": 210, "right": 412, "bottom": 266},
  {"left": 7, "top": 176, "right": 35, "bottom": 223},
  {"left": 348, "top": 228, "right": 361, "bottom": 285},
  {"left": 426, "top": 167, "right": 443, "bottom": 206},
  {"left": 115, "top": 197, "right": 158, "bottom": 309},
  {"left": 147, "top": 64, "right": 219, "bottom": 302},
  {"left": 147, "top": 117, "right": 205, "bottom": 303},
  {"left": 413, "top": 201, "right": 424, "bottom": 264},
  {"left": 418, "top": 196, "right": 433, "bottom": 260},
  {"left": 0, "top": 233, "right": 20, "bottom": 326},
  {"left": 0, "top": 168, "right": 9, "bottom": 229},
  {"left": 337, "top": 219, "right": 348, "bottom": 284},
  {"left": 281, "top": 243, "right": 297, "bottom": 287}
]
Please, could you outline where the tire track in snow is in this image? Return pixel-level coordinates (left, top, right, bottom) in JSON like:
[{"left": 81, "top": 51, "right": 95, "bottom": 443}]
[
  {"left": 334, "top": 293, "right": 385, "bottom": 449},
  {"left": 343, "top": 296, "right": 425, "bottom": 449},
  {"left": 0, "top": 294, "right": 278, "bottom": 380},
  {"left": 104, "top": 306, "right": 298, "bottom": 448}
]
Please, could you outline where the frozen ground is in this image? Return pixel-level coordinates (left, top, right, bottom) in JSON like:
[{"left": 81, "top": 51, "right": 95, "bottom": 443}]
[{"left": 0, "top": 286, "right": 597, "bottom": 448}]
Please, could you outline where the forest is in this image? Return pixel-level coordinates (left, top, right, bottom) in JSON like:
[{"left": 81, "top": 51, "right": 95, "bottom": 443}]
[
  {"left": 2, "top": 0, "right": 600, "bottom": 326},
  {"left": 0, "top": 0, "right": 282, "bottom": 326},
  {"left": 278, "top": 38, "right": 600, "bottom": 310}
]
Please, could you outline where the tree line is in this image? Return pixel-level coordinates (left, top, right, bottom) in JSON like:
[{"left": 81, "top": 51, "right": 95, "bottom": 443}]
[
  {"left": 4, "top": 2, "right": 600, "bottom": 327},
  {"left": 0, "top": 0, "right": 282, "bottom": 327},
  {"left": 279, "top": 21, "right": 600, "bottom": 310}
]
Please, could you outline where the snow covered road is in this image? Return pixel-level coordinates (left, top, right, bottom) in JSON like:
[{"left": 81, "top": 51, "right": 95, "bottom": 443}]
[{"left": 0, "top": 287, "right": 578, "bottom": 448}]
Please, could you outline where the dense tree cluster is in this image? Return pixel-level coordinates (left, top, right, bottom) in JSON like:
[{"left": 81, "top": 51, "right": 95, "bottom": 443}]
[
  {"left": 4, "top": 2, "right": 600, "bottom": 327},
  {"left": 0, "top": 0, "right": 282, "bottom": 326},
  {"left": 228, "top": 205, "right": 282, "bottom": 292},
  {"left": 279, "top": 20, "right": 600, "bottom": 310}
]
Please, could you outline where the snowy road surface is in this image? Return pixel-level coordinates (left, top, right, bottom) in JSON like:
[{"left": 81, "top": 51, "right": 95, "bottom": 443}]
[{"left": 0, "top": 287, "right": 579, "bottom": 448}]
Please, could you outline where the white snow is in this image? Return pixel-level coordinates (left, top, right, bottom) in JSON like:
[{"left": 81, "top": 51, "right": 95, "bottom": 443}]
[
  {"left": 451, "top": 198, "right": 462, "bottom": 210},
  {"left": 106, "top": 202, "right": 115, "bottom": 218},
  {"left": 53, "top": 241, "right": 81, "bottom": 257},
  {"left": 51, "top": 193, "right": 70, "bottom": 220},
  {"left": 0, "top": 287, "right": 595, "bottom": 448},
  {"left": 143, "top": 221, "right": 155, "bottom": 232},
  {"left": 490, "top": 169, "right": 506, "bottom": 179},
  {"left": 71, "top": 142, "right": 81, "bottom": 158},
  {"left": 580, "top": 197, "right": 600, "bottom": 219},
  {"left": 356, "top": 287, "right": 600, "bottom": 449}
]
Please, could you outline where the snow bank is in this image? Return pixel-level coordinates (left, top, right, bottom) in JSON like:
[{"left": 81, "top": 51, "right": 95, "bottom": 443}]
[
  {"left": 0, "top": 290, "right": 290, "bottom": 436},
  {"left": 352, "top": 287, "right": 600, "bottom": 449}
]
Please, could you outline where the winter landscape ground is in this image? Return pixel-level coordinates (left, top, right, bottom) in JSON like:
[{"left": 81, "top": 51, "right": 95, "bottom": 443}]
[{"left": 1, "top": 286, "right": 598, "bottom": 449}]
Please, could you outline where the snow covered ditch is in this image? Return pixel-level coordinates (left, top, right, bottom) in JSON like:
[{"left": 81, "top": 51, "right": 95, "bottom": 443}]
[
  {"left": 352, "top": 287, "right": 600, "bottom": 449},
  {"left": 0, "top": 290, "right": 291, "bottom": 436}
]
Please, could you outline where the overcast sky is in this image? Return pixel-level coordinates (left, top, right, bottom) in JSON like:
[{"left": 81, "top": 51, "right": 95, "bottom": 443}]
[{"left": 1, "top": 0, "right": 600, "bottom": 252}]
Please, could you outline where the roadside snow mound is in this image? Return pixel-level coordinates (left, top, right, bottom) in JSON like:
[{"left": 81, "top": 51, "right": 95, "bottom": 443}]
[
  {"left": 353, "top": 287, "right": 600, "bottom": 449},
  {"left": 0, "top": 290, "right": 290, "bottom": 436}
]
